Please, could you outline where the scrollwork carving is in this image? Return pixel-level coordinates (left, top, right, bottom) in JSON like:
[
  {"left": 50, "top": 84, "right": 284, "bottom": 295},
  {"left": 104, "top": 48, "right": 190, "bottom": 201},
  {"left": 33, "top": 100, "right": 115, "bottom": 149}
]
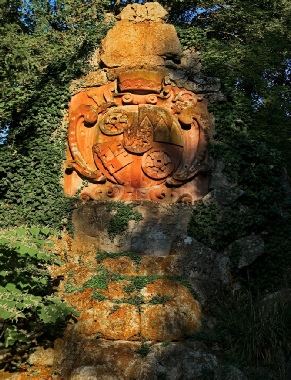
[{"left": 65, "top": 70, "right": 214, "bottom": 203}]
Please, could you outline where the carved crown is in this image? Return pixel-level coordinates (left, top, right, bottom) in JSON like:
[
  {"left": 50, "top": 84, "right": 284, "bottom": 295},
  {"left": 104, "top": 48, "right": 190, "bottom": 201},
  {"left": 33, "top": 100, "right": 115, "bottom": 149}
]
[{"left": 118, "top": 70, "right": 164, "bottom": 93}]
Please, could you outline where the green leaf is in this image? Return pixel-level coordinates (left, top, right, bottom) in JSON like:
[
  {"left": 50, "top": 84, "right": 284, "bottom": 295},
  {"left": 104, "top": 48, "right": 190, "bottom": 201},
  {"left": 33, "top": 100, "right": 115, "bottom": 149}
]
[
  {"left": 5, "top": 283, "right": 18, "bottom": 292},
  {"left": 15, "top": 228, "right": 27, "bottom": 236},
  {"left": 29, "top": 227, "right": 40, "bottom": 236},
  {"left": 0, "top": 307, "right": 15, "bottom": 320},
  {"left": 41, "top": 227, "right": 50, "bottom": 236}
]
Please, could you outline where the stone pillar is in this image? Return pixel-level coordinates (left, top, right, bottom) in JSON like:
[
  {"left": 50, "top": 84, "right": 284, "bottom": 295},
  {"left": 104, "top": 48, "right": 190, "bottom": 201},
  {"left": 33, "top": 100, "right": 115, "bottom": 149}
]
[{"left": 51, "top": 3, "right": 225, "bottom": 380}]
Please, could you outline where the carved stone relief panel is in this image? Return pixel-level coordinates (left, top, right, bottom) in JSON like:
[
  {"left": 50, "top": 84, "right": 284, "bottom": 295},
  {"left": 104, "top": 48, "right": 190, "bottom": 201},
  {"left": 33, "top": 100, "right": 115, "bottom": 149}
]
[{"left": 64, "top": 70, "right": 214, "bottom": 203}]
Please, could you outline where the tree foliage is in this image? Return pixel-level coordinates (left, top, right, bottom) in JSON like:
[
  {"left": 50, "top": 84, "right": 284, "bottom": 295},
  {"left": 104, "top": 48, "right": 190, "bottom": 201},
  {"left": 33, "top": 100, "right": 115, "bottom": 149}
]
[
  {"left": 0, "top": 227, "right": 75, "bottom": 349},
  {"left": 173, "top": 0, "right": 290, "bottom": 169}
]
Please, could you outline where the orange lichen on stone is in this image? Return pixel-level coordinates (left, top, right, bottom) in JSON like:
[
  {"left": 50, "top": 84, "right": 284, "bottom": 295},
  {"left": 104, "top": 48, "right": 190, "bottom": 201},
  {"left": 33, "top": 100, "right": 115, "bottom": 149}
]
[
  {"left": 77, "top": 301, "right": 140, "bottom": 340},
  {"left": 101, "top": 256, "right": 138, "bottom": 276},
  {"left": 100, "top": 21, "right": 182, "bottom": 67},
  {"left": 1, "top": 367, "right": 53, "bottom": 380},
  {"left": 140, "top": 279, "right": 201, "bottom": 340},
  {"left": 53, "top": 339, "right": 145, "bottom": 380},
  {"left": 64, "top": 287, "right": 94, "bottom": 311},
  {"left": 105, "top": 280, "right": 132, "bottom": 299},
  {"left": 139, "top": 255, "right": 179, "bottom": 276}
]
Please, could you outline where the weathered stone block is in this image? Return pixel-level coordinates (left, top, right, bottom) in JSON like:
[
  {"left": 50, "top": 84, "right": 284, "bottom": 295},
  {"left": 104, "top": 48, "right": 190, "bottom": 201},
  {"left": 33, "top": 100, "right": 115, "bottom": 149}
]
[
  {"left": 170, "top": 235, "right": 224, "bottom": 303},
  {"left": 77, "top": 301, "right": 140, "bottom": 340},
  {"left": 140, "top": 279, "right": 201, "bottom": 340},
  {"left": 100, "top": 21, "right": 182, "bottom": 68},
  {"left": 72, "top": 202, "right": 194, "bottom": 256}
]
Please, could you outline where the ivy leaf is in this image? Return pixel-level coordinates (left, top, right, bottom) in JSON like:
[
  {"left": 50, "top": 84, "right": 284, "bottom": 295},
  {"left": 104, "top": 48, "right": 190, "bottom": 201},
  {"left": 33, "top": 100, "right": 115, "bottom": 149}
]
[
  {"left": 0, "top": 286, "right": 7, "bottom": 293},
  {"left": 41, "top": 227, "right": 50, "bottom": 236},
  {"left": 4, "top": 326, "right": 29, "bottom": 347},
  {"left": 0, "top": 308, "right": 15, "bottom": 320},
  {"left": 29, "top": 227, "right": 40, "bottom": 236},
  {"left": 15, "top": 228, "right": 27, "bottom": 236},
  {"left": 16, "top": 245, "right": 38, "bottom": 257},
  {"left": 5, "top": 283, "right": 19, "bottom": 292},
  {"left": 18, "top": 281, "right": 29, "bottom": 289}
]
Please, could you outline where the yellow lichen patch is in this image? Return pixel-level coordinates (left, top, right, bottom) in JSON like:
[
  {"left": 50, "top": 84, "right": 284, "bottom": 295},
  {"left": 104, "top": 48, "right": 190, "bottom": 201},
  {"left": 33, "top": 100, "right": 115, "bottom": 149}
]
[
  {"left": 104, "top": 280, "right": 132, "bottom": 299},
  {"left": 101, "top": 256, "right": 138, "bottom": 276},
  {"left": 138, "top": 255, "right": 179, "bottom": 276},
  {"left": 77, "top": 301, "right": 140, "bottom": 340},
  {"left": 63, "top": 287, "right": 94, "bottom": 311},
  {"left": 140, "top": 279, "right": 201, "bottom": 340}
]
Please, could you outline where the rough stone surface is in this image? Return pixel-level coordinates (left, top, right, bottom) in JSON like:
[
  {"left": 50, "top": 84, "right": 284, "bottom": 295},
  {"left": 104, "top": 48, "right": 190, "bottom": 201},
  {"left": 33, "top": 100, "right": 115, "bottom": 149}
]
[
  {"left": 139, "top": 341, "right": 220, "bottom": 380},
  {"left": 180, "top": 49, "right": 202, "bottom": 74},
  {"left": 170, "top": 235, "right": 224, "bottom": 303},
  {"left": 257, "top": 288, "right": 291, "bottom": 313},
  {"left": 70, "top": 366, "right": 119, "bottom": 380},
  {"left": 56, "top": 257, "right": 201, "bottom": 342},
  {"left": 225, "top": 235, "right": 265, "bottom": 268},
  {"left": 53, "top": 339, "right": 144, "bottom": 380},
  {"left": 53, "top": 339, "right": 225, "bottom": 380},
  {"left": 72, "top": 201, "right": 193, "bottom": 256},
  {"left": 204, "top": 91, "right": 227, "bottom": 103},
  {"left": 100, "top": 21, "right": 182, "bottom": 68},
  {"left": 209, "top": 160, "right": 237, "bottom": 190},
  {"left": 218, "top": 365, "right": 248, "bottom": 380},
  {"left": 206, "top": 187, "right": 244, "bottom": 206},
  {"left": 140, "top": 279, "right": 201, "bottom": 340},
  {"left": 77, "top": 302, "right": 140, "bottom": 340},
  {"left": 27, "top": 347, "right": 54, "bottom": 367},
  {"left": 164, "top": 71, "right": 221, "bottom": 93},
  {"left": 118, "top": 2, "right": 168, "bottom": 22}
]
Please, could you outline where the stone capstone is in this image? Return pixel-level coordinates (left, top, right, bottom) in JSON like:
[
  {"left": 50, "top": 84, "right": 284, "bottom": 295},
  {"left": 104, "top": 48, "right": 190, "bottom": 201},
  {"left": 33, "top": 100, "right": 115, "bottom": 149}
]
[
  {"left": 118, "top": 2, "right": 168, "bottom": 22},
  {"left": 100, "top": 20, "right": 182, "bottom": 68}
]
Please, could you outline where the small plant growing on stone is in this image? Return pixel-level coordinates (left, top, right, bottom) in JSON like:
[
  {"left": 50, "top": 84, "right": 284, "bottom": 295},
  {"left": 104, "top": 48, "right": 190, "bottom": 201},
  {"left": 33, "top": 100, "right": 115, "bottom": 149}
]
[
  {"left": 149, "top": 294, "right": 174, "bottom": 305},
  {"left": 96, "top": 250, "right": 142, "bottom": 265},
  {"left": 64, "top": 281, "right": 82, "bottom": 293},
  {"left": 83, "top": 266, "right": 110, "bottom": 290},
  {"left": 91, "top": 291, "right": 106, "bottom": 301},
  {"left": 135, "top": 342, "right": 152, "bottom": 357},
  {"left": 107, "top": 201, "right": 143, "bottom": 241},
  {"left": 109, "top": 305, "right": 120, "bottom": 314}
]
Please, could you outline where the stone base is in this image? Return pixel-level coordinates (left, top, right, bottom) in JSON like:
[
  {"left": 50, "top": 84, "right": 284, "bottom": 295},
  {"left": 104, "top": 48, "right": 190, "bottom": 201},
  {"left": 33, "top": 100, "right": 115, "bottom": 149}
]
[
  {"left": 71, "top": 201, "right": 194, "bottom": 256},
  {"left": 53, "top": 340, "right": 220, "bottom": 380}
]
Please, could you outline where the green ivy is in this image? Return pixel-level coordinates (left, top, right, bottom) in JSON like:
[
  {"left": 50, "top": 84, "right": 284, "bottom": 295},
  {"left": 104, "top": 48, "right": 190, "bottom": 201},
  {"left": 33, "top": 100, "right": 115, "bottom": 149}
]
[
  {"left": 0, "top": 17, "right": 110, "bottom": 233},
  {"left": 107, "top": 201, "right": 143, "bottom": 241}
]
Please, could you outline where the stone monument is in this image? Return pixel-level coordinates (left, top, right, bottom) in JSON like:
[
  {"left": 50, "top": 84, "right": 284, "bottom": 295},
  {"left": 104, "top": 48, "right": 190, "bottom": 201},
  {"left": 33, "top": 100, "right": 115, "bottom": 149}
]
[
  {"left": 50, "top": 3, "right": 225, "bottom": 379},
  {"left": 64, "top": 2, "right": 215, "bottom": 204}
]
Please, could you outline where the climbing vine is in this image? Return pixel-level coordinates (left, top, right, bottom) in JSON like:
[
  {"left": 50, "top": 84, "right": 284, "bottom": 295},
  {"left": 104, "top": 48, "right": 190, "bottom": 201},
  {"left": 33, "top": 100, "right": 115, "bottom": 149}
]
[{"left": 0, "top": 24, "right": 110, "bottom": 232}]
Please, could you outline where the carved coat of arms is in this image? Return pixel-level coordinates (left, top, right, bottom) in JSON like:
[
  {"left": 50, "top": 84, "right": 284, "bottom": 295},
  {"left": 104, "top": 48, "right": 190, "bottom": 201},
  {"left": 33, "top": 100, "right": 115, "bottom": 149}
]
[{"left": 65, "top": 70, "right": 214, "bottom": 203}]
